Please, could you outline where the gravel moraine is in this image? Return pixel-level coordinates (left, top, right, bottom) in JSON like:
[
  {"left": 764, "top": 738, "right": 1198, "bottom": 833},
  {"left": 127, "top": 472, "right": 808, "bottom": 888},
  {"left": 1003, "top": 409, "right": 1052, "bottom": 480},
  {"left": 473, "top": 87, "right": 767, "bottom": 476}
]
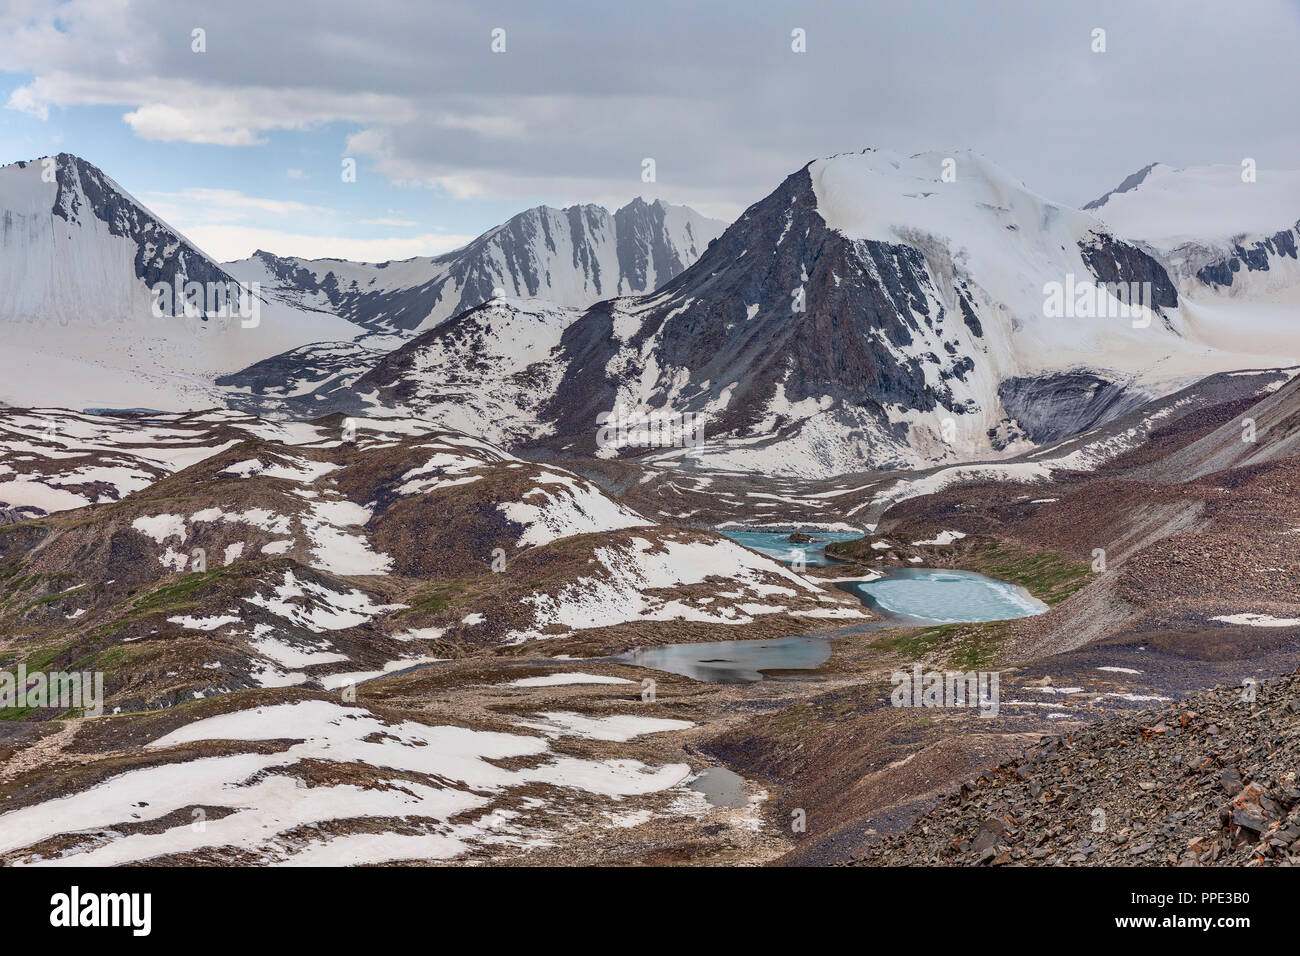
[{"left": 849, "top": 667, "right": 1300, "bottom": 866}]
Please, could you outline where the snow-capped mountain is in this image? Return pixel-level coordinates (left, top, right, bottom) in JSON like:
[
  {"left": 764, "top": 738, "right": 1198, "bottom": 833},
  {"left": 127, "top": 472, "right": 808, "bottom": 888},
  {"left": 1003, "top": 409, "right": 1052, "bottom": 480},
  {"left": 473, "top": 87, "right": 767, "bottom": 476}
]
[
  {"left": 0, "top": 154, "right": 358, "bottom": 411},
  {"left": 9, "top": 149, "right": 1297, "bottom": 480},
  {"left": 1086, "top": 162, "right": 1300, "bottom": 362},
  {"left": 224, "top": 197, "right": 726, "bottom": 335},
  {"left": 312, "top": 149, "right": 1298, "bottom": 478},
  {"left": 1086, "top": 162, "right": 1300, "bottom": 267}
]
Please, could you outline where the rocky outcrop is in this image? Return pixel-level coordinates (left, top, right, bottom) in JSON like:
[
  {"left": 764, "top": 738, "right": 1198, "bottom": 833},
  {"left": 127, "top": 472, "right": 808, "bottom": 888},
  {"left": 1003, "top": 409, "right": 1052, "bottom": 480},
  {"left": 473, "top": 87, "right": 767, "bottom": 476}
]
[
  {"left": 1082, "top": 162, "right": 1160, "bottom": 211},
  {"left": 849, "top": 668, "right": 1300, "bottom": 866},
  {"left": 1078, "top": 230, "right": 1178, "bottom": 313},
  {"left": 534, "top": 164, "right": 980, "bottom": 459},
  {"left": 1196, "top": 224, "right": 1300, "bottom": 288},
  {"left": 998, "top": 372, "right": 1152, "bottom": 444}
]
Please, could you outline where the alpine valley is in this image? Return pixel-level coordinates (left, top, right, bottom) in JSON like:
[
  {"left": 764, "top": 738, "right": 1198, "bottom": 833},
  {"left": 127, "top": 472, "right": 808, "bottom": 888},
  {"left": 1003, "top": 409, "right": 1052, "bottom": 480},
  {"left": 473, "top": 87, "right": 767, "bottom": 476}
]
[{"left": 2, "top": 147, "right": 1300, "bottom": 867}]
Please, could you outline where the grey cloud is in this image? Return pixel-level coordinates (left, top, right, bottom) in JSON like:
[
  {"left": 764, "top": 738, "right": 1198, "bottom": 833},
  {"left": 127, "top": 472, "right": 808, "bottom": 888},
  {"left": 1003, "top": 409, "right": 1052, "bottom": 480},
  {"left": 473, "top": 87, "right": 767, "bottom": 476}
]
[{"left": 4, "top": 0, "right": 1298, "bottom": 213}]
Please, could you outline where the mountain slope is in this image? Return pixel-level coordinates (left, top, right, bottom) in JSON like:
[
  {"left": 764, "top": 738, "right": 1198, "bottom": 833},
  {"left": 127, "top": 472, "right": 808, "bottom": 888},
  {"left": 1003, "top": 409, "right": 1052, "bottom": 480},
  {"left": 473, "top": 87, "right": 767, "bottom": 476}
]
[
  {"left": 0, "top": 405, "right": 869, "bottom": 867},
  {"left": 0, "top": 154, "right": 360, "bottom": 411},
  {"left": 224, "top": 197, "right": 725, "bottom": 336},
  {"left": 1088, "top": 162, "right": 1300, "bottom": 258},
  {"left": 0, "top": 407, "right": 855, "bottom": 705},
  {"left": 331, "top": 298, "right": 579, "bottom": 449},
  {"left": 311, "top": 149, "right": 1296, "bottom": 478}
]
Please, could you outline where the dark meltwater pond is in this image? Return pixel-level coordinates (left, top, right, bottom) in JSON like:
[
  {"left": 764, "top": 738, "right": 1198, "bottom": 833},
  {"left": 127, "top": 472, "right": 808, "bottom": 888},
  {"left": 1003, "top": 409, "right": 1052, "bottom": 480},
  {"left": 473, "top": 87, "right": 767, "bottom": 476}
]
[
  {"left": 619, "top": 636, "right": 832, "bottom": 683},
  {"left": 689, "top": 766, "right": 748, "bottom": 808}
]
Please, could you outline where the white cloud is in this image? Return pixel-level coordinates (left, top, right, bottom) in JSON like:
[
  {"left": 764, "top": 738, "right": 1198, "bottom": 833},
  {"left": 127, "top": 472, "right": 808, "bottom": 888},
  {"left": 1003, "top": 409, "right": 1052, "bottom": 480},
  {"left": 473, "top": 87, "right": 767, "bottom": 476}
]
[
  {"left": 129, "top": 185, "right": 459, "bottom": 262},
  {"left": 6, "top": 83, "right": 49, "bottom": 121},
  {"left": 141, "top": 188, "right": 334, "bottom": 222},
  {"left": 181, "top": 224, "right": 477, "bottom": 264},
  {"left": 123, "top": 103, "right": 265, "bottom": 146},
  {"left": 358, "top": 217, "right": 419, "bottom": 227},
  {"left": 435, "top": 112, "right": 527, "bottom": 140},
  {"left": 6, "top": 72, "right": 417, "bottom": 147}
]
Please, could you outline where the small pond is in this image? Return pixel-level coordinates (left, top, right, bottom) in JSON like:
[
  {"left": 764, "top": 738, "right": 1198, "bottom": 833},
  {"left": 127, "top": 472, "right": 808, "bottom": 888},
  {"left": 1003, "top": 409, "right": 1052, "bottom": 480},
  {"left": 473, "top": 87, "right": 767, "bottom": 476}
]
[
  {"left": 689, "top": 766, "right": 749, "bottom": 808},
  {"left": 619, "top": 635, "right": 832, "bottom": 683},
  {"left": 717, "top": 528, "right": 862, "bottom": 567}
]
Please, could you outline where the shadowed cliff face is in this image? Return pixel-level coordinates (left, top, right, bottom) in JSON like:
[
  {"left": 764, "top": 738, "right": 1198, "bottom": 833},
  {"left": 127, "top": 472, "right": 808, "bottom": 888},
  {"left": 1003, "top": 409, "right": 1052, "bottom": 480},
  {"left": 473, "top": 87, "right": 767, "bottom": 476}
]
[
  {"left": 998, "top": 372, "right": 1153, "bottom": 444},
  {"left": 1077, "top": 232, "right": 1179, "bottom": 313},
  {"left": 51, "top": 153, "right": 237, "bottom": 309},
  {"left": 537, "top": 166, "right": 983, "bottom": 457},
  {"left": 531, "top": 164, "right": 1180, "bottom": 462}
]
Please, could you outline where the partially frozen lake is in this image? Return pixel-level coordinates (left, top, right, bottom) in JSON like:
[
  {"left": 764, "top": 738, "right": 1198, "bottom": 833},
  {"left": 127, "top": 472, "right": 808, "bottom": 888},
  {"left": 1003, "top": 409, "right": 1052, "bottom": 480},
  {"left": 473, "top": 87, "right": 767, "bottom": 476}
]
[{"left": 844, "top": 568, "right": 1048, "bottom": 624}]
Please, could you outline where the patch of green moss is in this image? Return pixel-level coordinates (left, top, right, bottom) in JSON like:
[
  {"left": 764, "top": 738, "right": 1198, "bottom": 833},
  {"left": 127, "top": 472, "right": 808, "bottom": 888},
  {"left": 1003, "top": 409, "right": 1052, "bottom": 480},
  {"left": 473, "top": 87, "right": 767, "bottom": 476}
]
[
  {"left": 963, "top": 543, "right": 1090, "bottom": 605},
  {"left": 17, "top": 640, "right": 74, "bottom": 674},
  {"left": 89, "top": 643, "right": 154, "bottom": 673},
  {"left": 0, "top": 572, "right": 38, "bottom": 601},
  {"left": 769, "top": 684, "right": 887, "bottom": 736},
  {"left": 25, "top": 583, "right": 88, "bottom": 611},
  {"left": 0, "top": 639, "right": 78, "bottom": 712},
  {"left": 1, "top": 572, "right": 81, "bottom": 615},
  {"left": 89, "top": 567, "right": 239, "bottom": 639},
  {"left": 943, "top": 621, "right": 1011, "bottom": 670},
  {"left": 871, "top": 620, "right": 1010, "bottom": 671},
  {"left": 870, "top": 626, "right": 951, "bottom": 660},
  {"left": 394, "top": 580, "right": 468, "bottom": 618}
]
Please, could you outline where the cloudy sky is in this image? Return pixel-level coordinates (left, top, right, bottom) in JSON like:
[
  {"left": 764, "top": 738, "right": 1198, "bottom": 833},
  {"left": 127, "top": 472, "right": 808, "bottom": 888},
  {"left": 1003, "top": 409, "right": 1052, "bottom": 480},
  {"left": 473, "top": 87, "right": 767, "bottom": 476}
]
[{"left": 2, "top": 0, "right": 1297, "bottom": 262}]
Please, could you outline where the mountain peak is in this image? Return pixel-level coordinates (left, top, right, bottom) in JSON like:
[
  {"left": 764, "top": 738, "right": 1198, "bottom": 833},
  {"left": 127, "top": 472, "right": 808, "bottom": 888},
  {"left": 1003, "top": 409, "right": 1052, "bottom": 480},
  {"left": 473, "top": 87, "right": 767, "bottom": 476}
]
[
  {"left": 2, "top": 151, "right": 91, "bottom": 173},
  {"left": 352, "top": 145, "right": 1185, "bottom": 476},
  {"left": 223, "top": 189, "right": 727, "bottom": 338},
  {"left": 1084, "top": 162, "right": 1300, "bottom": 250},
  {"left": 6, "top": 150, "right": 257, "bottom": 335},
  {"left": 1082, "top": 162, "right": 1163, "bottom": 210}
]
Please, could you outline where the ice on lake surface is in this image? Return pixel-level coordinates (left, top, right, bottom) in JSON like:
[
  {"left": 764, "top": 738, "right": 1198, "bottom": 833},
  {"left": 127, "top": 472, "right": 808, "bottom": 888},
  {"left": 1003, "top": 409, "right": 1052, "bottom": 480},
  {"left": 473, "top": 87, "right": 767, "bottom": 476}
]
[{"left": 846, "top": 568, "right": 1048, "bottom": 624}]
